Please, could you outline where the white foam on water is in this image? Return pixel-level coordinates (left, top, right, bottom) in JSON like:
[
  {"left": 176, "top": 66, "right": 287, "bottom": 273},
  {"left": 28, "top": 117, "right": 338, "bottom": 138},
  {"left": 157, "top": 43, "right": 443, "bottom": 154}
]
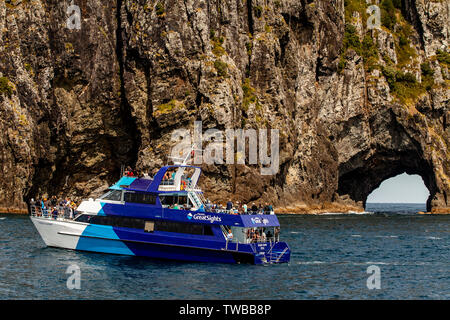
[
  {"left": 297, "top": 261, "right": 326, "bottom": 265},
  {"left": 315, "top": 211, "right": 374, "bottom": 216},
  {"left": 375, "top": 235, "right": 398, "bottom": 238}
]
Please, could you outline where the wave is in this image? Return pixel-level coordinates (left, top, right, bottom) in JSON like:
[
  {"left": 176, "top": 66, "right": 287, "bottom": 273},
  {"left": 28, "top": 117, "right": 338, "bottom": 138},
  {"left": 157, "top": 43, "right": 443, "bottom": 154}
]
[{"left": 316, "top": 211, "right": 374, "bottom": 216}]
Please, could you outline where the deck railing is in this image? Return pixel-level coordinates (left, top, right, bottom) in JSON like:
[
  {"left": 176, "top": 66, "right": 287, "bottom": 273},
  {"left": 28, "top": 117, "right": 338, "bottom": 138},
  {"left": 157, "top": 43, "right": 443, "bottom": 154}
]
[{"left": 30, "top": 205, "right": 75, "bottom": 221}]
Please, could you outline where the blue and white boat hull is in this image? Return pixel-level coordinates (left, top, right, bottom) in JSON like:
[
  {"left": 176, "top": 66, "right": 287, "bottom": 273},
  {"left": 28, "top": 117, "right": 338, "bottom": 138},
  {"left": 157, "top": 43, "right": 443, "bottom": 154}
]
[{"left": 30, "top": 216, "right": 290, "bottom": 264}]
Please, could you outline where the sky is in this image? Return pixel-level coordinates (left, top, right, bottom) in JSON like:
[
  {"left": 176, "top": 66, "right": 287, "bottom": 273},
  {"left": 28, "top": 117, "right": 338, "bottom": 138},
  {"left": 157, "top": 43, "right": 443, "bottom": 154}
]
[{"left": 366, "top": 173, "right": 430, "bottom": 204}]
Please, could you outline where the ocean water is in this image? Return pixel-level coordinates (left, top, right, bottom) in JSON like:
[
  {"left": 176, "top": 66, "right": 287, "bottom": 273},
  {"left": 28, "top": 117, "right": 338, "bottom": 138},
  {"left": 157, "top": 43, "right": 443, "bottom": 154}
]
[{"left": 0, "top": 203, "right": 448, "bottom": 300}]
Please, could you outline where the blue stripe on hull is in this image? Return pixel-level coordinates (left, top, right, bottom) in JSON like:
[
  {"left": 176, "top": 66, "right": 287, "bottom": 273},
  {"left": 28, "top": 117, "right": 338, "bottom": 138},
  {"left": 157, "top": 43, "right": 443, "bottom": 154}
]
[
  {"left": 73, "top": 225, "right": 256, "bottom": 263},
  {"left": 113, "top": 228, "right": 247, "bottom": 263},
  {"left": 72, "top": 224, "right": 287, "bottom": 264},
  {"left": 76, "top": 225, "right": 135, "bottom": 255},
  {"left": 118, "top": 241, "right": 240, "bottom": 264}
]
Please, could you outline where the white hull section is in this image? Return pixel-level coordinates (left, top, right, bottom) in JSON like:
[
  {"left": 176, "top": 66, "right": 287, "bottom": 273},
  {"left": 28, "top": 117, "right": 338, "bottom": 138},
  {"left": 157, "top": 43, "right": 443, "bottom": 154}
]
[{"left": 30, "top": 216, "right": 87, "bottom": 250}]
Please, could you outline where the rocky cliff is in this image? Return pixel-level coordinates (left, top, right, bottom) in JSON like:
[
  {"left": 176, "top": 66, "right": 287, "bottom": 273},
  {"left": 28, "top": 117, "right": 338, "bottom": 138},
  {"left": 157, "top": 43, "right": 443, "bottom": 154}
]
[{"left": 0, "top": 0, "right": 448, "bottom": 213}]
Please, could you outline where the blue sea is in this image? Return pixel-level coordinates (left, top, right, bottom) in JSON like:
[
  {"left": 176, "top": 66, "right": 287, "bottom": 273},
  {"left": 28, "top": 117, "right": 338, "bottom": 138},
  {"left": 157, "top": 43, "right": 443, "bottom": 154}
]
[{"left": 0, "top": 203, "right": 448, "bottom": 299}]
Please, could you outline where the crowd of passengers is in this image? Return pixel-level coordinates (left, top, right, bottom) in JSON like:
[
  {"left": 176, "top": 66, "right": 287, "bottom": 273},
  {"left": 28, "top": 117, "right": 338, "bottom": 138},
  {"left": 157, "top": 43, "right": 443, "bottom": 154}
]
[
  {"left": 224, "top": 226, "right": 280, "bottom": 243},
  {"left": 29, "top": 196, "right": 78, "bottom": 219},
  {"left": 168, "top": 200, "right": 274, "bottom": 215}
]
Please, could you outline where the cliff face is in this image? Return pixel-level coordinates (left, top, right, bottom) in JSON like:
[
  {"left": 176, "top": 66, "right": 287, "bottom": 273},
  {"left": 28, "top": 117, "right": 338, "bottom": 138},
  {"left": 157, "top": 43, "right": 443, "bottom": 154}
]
[{"left": 0, "top": 0, "right": 448, "bottom": 213}]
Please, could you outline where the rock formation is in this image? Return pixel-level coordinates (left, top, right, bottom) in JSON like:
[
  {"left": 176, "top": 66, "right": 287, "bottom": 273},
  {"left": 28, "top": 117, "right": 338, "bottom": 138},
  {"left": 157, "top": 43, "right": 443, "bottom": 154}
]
[{"left": 0, "top": 0, "right": 448, "bottom": 213}]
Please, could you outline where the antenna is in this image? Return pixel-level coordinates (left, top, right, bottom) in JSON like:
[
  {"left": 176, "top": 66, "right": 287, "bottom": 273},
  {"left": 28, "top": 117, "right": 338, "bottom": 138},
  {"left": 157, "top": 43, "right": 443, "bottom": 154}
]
[{"left": 168, "top": 145, "right": 203, "bottom": 165}]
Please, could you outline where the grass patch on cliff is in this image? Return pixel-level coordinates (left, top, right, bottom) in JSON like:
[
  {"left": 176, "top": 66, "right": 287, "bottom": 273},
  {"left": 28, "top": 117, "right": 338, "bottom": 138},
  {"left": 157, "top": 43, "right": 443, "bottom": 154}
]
[
  {"left": 154, "top": 99, "right": 185, "bottom": 115},
  {"left": 380, "top": 0, "right": 398, "bottom": 30},
  {"left": 436, "top": 49, "right": 450, "bottom": 67},
  {"left": 210, "top": 30, "right": 226, "bottom": 57},
  {"left": 339, "top": 24, "right": 379, "bottom": 72},
  {"left": 155, "top": 2, "right": 165, "bottom": 17},
  {"left": 382, "top": 66, "right": 427, "bottom": 103},
  {"left": 241, "top": 78, "right": 262, "bottom": 112},
  {"left": 420, "top": 62, "right": 435, "bottom": 91},
  {"left": 0, "top": 77, "right": 13, "bottom": 98},
  {"left": 344, "top": 0, "right": 367, "bottom": 23},
  {"left": 394, "top": 23, "right": 416, "bottom": 67},
  {"left": 214, "top": 60, "right": 228, "bottom": 77}
]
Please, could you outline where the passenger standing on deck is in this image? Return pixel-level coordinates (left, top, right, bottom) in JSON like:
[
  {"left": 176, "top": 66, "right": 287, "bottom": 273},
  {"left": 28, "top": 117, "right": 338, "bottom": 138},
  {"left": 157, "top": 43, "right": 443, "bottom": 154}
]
[
  {"left": 251, "top": 203, "right": 258, "bottom": 214},
  {"left": 261, "top": 230, "right": 266, "bottom": 242},
  {"left": 51, "top": 207, "right": 58, "bottom": 219},
  {"left": 258, "top": 204, "right": 264, "bottom": 214},
  {"left": 226, "top": 230, "right": 233, "bottom": 241},
  {"left": 43, "top": 199, "right": 48, "bottom": 214},
  {"left": 125, "top": 166, "right": 134, "bottom": 176},
  {"left": 226, "top": 200, "right": 233, "bottom": 211},
  {"left": 51, "top": 195, "right": 58, "bottom": 207},
  {"left": 266, "top": 230, "right": 273, "bottom": 241},
  {"left": 243, "top": 203, "right": 247, "bottom": 214}
]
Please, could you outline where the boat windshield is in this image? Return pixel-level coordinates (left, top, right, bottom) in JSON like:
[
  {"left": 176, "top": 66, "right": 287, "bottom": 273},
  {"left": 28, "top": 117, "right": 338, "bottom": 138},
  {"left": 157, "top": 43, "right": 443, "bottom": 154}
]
[{"left": 99, "top": 189, "right": 123, "bottom": 201}]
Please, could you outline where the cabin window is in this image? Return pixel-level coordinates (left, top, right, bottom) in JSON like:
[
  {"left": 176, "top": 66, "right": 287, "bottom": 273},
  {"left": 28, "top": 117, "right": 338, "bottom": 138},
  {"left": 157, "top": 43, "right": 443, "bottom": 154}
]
[
  {"left": 155, "top": 220, "right": 203, "bottom": 235},
  {"left": 79, "top": 214, "right": 214, "bottom": 236},
  {"left": 74, "top": 214, "right": 93, "bottom": 223},
  {"left": 144, "top": 221, "right": 155, "bottom": 233},
  {"left": 160, "top": 195, "right": 175, "bottom": 206},
  {"left": 124, "top": 192, "right": 156, "bottom": 204},
  {"left": 203, "top": 225, "right": 214, "bottom": 236},
  {"left": 100, "top": 190, "right": 123, "bottom": 201},
  {"left": 160, "top": 194, "right": 189, "bottom": 206},
  {"left": 88, "top": 215, "right": 145, "bottom": 229}
]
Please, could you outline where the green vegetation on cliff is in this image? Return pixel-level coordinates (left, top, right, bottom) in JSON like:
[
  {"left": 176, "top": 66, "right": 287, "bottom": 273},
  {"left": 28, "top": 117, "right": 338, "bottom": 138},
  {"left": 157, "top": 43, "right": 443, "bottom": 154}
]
[
  {"left": 436, "top": 49, "right": 450, "bottom": 67},
  {"left": 155, "top": 2, "right": 165, "bottom": 17},
  {"left": 214, "top": 60, "right": 228, "bottom": 77},
  {"left": 343, "top": 0, "right": 444, "bottom": 103},
  {"left": 241, "top": 78, "right": 257, "bottom": 112},
  {"left": 339, "top": 24, "right": 379, "bottom": 72},
  {"left": 0, "top": 77, "right": 13, "bottom": 98},
  {"left": 210, "top": 31, "right": 226, "bottom": 57},
  {"left": 382, "top": 66, "right": 424, "bottom": 102}
]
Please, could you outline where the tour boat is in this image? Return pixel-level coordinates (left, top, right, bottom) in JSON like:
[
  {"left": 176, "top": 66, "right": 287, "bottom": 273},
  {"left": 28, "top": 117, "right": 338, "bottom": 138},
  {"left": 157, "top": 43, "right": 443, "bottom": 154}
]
[{"left": 29, "top": 164, "right": 290, "bottom": 264}]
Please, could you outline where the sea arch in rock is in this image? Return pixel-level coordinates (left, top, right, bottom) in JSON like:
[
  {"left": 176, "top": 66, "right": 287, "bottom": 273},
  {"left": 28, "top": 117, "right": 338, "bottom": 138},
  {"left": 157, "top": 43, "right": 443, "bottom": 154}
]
[{"left": 336, "top": 108, "right": 439, "bottom": 213}]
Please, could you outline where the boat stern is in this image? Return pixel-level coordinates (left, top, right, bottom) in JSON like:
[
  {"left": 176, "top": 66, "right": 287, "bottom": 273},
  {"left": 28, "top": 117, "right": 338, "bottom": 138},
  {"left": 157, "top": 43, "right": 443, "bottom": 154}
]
[{"left": 253, "top": 241, "right": 291, "bottom": 264}]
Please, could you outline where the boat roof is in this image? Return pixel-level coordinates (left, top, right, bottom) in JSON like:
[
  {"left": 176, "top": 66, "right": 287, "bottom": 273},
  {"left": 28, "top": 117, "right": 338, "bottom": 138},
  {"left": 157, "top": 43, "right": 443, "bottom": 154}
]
[
  {"left": 123, "top": 165, "right": 202, "bottom": 193},
  {"left": 110, "top": 176, "right": 137, "bottom": 190}
]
